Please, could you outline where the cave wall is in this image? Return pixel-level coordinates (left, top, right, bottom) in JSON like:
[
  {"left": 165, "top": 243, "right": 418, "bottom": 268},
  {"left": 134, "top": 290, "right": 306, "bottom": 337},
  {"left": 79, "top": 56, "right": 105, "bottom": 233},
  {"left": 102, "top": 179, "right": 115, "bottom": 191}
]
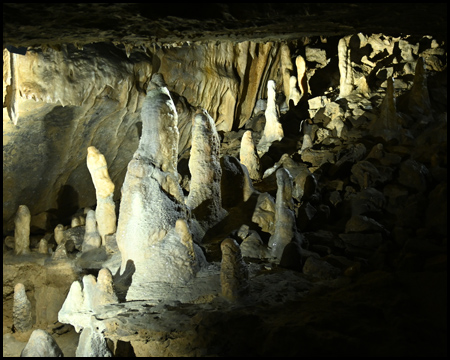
[{"left": 2, "top": 33, "right": 447, "bottom": 233}]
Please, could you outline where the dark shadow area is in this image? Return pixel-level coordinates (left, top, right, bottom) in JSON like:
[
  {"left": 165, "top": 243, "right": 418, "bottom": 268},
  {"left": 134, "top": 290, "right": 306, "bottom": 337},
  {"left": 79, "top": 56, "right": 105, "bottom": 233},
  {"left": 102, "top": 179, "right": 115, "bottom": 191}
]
[
  {"left": 56, "top": 185, "right": 79, "bottom": 225},
  {"left": 113, "top": 259, "right": 136, "bottom": 302}
]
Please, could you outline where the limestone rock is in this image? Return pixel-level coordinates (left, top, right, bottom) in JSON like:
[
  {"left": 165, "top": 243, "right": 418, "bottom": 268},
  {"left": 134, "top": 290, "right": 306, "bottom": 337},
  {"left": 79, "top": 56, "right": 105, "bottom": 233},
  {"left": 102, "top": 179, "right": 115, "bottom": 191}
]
[
  {"left": 280, "top": 43, "right": 294, "bottom": 106},
  {"left": 338, "top": 35, "right": 354, "bottom": 98},
  {"left": 257, "top": 80, "right": 284, "bottom": 156},
  {"left": 54, "top": 224, "right": 65, "bottom": 245},
  {"left": 397, "top": 159, "right": 429, "bottom": 193},
  {"left": 220, "top": 238, "right": 249, "bottom": 301},
  {"left": 220, "top": 155, "right": 255, "bottom": 208},
  {"left": 350, "top": 160, "right": 392, "bottom": 189},
  {"left": 14, "top": 205, "right": 30, "bottom": 255},
  {"left": 13, "top": 283, "right": 32, "bottom": 332},
  {"left": 87, "top": 146, "right": 117, "bottom": 244},
  {"left": 38, "top": 239, "right": 49, "bottom": 254},
  {"left": 295, "top": 55, "right": 308, "bottom": 97},
  {"left": 345, "top": 215, "right": 387, "bottom": 234},
  {"left": 239, "top": 227, "right": 270, "bottom": 259},
  {"left": 20, "top": 329, "right": 64, "bottom": 357},
  {"left": 186, "top": 108, "right": 227, "bottom": 230},
  {"left": 252, "top": 192, "right": 276, "bottom": 235},
  {"left": 76, "top": 326, "right": 112, "bottom": 357},
  {"left": 82, "top": 209, "right": 102, "bottom": 252},
  {"left": 239, "top": 130, "right": 261, "bottom": 181},
  {"left": 288, "top": 75, "right": 301, "bottom": 107},
  {"left": 269, "top": 168, "right": 302, "bottom": 260}
]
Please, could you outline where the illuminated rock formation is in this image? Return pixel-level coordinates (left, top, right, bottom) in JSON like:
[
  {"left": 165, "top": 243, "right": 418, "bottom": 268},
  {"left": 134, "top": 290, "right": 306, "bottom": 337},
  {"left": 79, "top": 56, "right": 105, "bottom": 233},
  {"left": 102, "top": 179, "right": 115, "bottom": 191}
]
[
  {"left": 257, "top": 80, "right": 284, "bottom": 156},
  {"left": 295, "top": 55, "right": 308, "bottom": 98},
  {"left": 115, "top": 74, "right": 201, "bottom": 301},
  {"left": 280, "top": 43, "right": 294, "bottom": 106},
  {"left": 76, "top": 327, "right": 112, "bottom": 357},
  {"left": 54, "top": 224, "right": 64, "bottom": 245},
  {"left": 338, "top": 35, "right": 354, "bottom": 98},
  {"left": 87, "top": 146, "right": 116, "bottom": 245},
  {"left": 20, "top": 329, "right": 64, "bottom": 357},
  {"left": 14, "top": 205, "right": 30, "bottom": 255},
  {"left": 220, "top": 238, "right": 249, "bottom": 301},
  {"left": 37, "top": 239, "right": 48, "bottom": 254},
  {"left": 186, "top": 109, "right": 227, "bottom": 231},
  {"left": 239, "top": 130, "right": 261, "bottom": 181},
  {"left": 288, "top": 75, "right": 301, "bottom": 107},
  {"left": 13, "top": 283, "right": 32, "bottom": 332},
  {"left": 269, "top": 168, "right": 302, "bottom": 260},
  {"left": 82, "top": 210, "right": 102, "bottom": 252}
]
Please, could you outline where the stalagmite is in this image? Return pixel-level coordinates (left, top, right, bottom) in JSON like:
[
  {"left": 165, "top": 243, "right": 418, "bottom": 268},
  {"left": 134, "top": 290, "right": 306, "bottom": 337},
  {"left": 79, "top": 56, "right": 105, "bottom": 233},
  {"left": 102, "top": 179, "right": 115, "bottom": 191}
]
[
  {"left": 300, "top": 121, "right": 315, "bottom": 153},
  {"left": 407, "top": 57, "right": 432, "bottom": 123},
  {"left": 220, "top": 238, "right": 249, "bottom": 301},
  {"left": 368, "top": 76, "right": 402, "bottom": 141},
  {"left": 7, "top": 51, "right": 19, "bottom": 125},
  {"left": 86, "top": 146, "right": 116, "bottom": 245},
  {"left": 76, "top": 326, "right": 112, "bottom": 357},
  {"left": 20, "top": 329, "right": 64, "bottom": 357},
  {"left": 268, "top": 168, "right": 302, "bottom": 260},
  {"left": 82, "top": 209, "right": 102, "bottom": 252},
  {"left": 338, "top": 35, "right": 354, "bottom": 98},
  {"left": 14, "top": 205, "right": 30, "bottom": 255},
  {"left": 186, "top": 108, "right": 227, "bottom": 230},
  {"left": 257, "top": 80, "right": 284, "bottom": 156},
  {"left": 116, "top": 73, "right": 199, "bottom": 301},
  {"left": 38, "top": 239, "right": 48, "bottom": 254},
  {"left": 13, "top": 283, "right": 32, "bottom": 332},
  {"left": 54, "top": 224, "right": 64, "bottom": 245},
  {"left": 239, "top": 130, "right": 261, "bottom": 181}
]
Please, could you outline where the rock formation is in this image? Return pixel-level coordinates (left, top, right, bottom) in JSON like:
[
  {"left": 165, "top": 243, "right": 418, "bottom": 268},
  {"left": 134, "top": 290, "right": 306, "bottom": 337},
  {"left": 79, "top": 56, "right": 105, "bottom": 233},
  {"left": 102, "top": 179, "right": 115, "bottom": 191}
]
[
  {"left": 295, "top": 55, "right": 308, "bottom": 98},
  {"left": 76, "top": 326, "right": 112, "bottom": 357},
  {"left": 186, "top": 108, "right": 227, "bottom": 231},
  {"left": 115, "top": 73, "right": 199, "bottom": 301},
  {"left": 86, "top": 146, "right": 117, "bottom": 245},
  {"left": 257, "top": 80, "right": 284, "bottom": 156},
  {"left": 14, "top": 205, "right": 30, "bottom": 255},
  {"left": 13, "top": 283, "right": 32, "bottom": 332},
  {"left": 239, "top": 130, "right": 261, "bottom": 181},
  {"left": 82, "top": 209, "right": 102, "bottom": 252},
  {"left": 268, "top": 168, "right": 302, "bottom": 260},
  {"left": 54, "top": 224, "right": 64, "bottom": 245},
  {"left": 288, "top": 75, "right": 301, "bottom": 107},
  {"left": 20, "top": 329, "right": 64, "bottom": 357},
  {"left": 220, "top": 238, "right": 249, "bottom": 301}
]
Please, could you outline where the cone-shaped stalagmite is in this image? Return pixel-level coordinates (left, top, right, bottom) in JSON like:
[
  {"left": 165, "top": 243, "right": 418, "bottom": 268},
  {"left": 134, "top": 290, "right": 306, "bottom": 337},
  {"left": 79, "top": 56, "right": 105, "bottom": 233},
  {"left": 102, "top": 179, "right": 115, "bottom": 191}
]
[
  {"left": 14, "top": 205, "right": 30, "bottom": 255},
  {"left": 220, "top": 238, "right": 249, "bottom": 301},
  {"left": 13, "top": 283, "right": 32, "bottom": 332},
  {"left": 86, "top": 146, "right": 116, "bottom": 245},
  {"left": 186, "top": 108, "right": 227, "bottom": 230},
  {"left": 116, "top": 74, "right": 199, "bottom": 301},
  {"left": 240, "top": 130, "right": 261, "bottom": 181},
  {"left": 268, "top": 168, "right": 302, "bottom": 260}
]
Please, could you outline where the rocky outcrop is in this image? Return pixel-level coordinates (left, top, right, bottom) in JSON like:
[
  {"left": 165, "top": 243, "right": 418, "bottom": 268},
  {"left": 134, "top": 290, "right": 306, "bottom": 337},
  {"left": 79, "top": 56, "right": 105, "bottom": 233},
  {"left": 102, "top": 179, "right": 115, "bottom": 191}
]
[
  {"left": 14, "top": 205, "right": 30, "bottom": 255},
  {"left": 13, "top": 283, "right": 32, "bottom": 332},
  {"left": 20, "top": 329, "right": 64, "bottom": 357}
]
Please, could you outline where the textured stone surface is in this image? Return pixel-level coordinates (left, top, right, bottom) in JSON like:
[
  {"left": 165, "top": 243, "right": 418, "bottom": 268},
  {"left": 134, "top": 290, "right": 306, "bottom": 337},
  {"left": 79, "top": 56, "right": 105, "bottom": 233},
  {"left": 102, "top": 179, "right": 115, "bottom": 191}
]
[
  {"left": 20, "top": 329, "right": 64, "bottom": 357},
  {"left": 220, "top": 238, "right": 249, "bottom": 301},
  {"left": 13, "top": 205, "right": 30, "bottom": 255},
  {"left": 13, "top": 283, "right": 32, "bottom": 333}
]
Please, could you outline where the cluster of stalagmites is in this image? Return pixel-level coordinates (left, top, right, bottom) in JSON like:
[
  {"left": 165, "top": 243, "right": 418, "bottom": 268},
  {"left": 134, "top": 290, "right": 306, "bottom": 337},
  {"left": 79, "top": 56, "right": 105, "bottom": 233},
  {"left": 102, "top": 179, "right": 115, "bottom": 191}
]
[{"left": 6, "top": 33, "right": 446, "bottom": 356}]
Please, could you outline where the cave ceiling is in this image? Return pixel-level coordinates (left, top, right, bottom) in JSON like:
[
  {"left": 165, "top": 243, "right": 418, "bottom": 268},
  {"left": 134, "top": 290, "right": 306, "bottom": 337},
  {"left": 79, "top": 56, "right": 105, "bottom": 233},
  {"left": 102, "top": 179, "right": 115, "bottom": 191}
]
[{"left": 3, "top": 3, "right": 447, "bottom": 49}]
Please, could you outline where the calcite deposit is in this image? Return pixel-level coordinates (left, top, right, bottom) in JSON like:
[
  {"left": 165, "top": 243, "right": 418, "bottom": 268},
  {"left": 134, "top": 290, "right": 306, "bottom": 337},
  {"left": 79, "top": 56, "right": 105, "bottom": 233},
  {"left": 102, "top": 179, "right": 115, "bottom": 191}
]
[
  {"left": 86, "top": 146, "right": 117, "bottom": 244},
  {"left": 2, "top": 12, "right": 447, "bottom": 356}
]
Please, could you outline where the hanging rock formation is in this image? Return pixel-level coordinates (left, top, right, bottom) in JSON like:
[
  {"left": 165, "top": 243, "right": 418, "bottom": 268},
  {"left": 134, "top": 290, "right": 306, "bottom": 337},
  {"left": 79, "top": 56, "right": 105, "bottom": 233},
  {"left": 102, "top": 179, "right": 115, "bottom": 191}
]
[
  {"left": 86, "top": 146, "right": 117, "bottom": 245},
  {"left": 13, "top": 283, "right": 32, "bottom": 332},
  {"left": 186, "top": 108, "right": 227, "bottom": 231},
  {"left": 14, "top": 205, "right": 30, "bottom": 255}
]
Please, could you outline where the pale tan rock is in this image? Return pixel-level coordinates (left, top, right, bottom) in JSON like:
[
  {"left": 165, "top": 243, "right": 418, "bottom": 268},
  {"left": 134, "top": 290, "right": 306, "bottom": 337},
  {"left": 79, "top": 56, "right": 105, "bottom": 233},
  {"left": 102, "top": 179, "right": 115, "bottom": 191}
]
[
  {"left": 20, "top": 329, "right": 64, "bottom": 357},
  {"left": 280, "top": 43, "right": 294, "bottom": 106},
  {"left": 82, "top": 210, "right": 101, "bottom": 252},
  {"left": 92, "top": 268, "right": 119, "bottom": 309},
  {"left": 239, "top": 130, "right": 261, "bottom": 181},
  {"left": 13, "top": 283, "right": 32, "bottom": 332},
  {"left": 14, "top": 205, "right": 30, "bottom": 255},
  {"left": 338, "top": 35, "right": 354, "bottom": 98},
  {"left": 252, "top": 192, "right": 276, "bottom": 235},
  {"left": 186, "top": 108, "right": 227, "bottom": 230},
  {"left": 220, "top": 238, "right": 249, "bottom": 301},
  {"left": 257, "top": 80, "right": 284, "bottom": 156},
  {"left": 71, "top": 216, "right": 82, "bottom": 228},
  {"left": 76, "top": 326, "right": 112, "bottom": 357},
  {"left": 38, "top": 238, "right": 49, "bottom": 254},
  {"left": 54, "top": 224, "right": 65, "bottom": 245},
  {"left": 288, "top": 75, "right": 301, "bottom": 107},
  {"left": 269, "top": 168, "right": 302, "bottom": 260},
  {"left": 296, "top": 55, "right": 308, "bottom": 97},
  {"left": 87, "top": 146, "right": 116, "bottom": 245}
]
